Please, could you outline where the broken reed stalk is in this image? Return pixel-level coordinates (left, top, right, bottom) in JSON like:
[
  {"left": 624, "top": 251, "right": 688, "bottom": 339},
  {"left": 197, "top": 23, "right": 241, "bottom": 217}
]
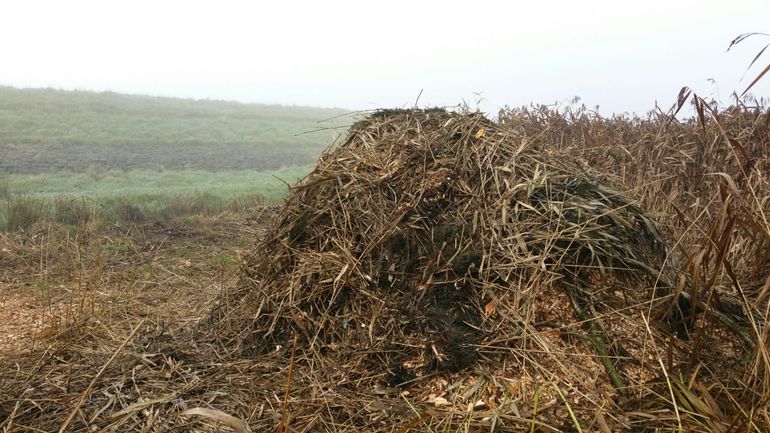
[{"left": 278, "top": 333, "right": 298, "bottom": 433}]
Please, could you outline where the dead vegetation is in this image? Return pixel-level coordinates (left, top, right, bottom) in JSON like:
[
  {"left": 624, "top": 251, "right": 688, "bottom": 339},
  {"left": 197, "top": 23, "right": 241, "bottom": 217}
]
[{"left": 1, "top": 100, "right": 769, "bottom": 432}]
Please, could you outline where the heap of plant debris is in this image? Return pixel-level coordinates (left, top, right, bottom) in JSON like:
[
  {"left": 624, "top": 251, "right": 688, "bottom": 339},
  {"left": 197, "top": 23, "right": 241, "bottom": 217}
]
[{"left": 208, "top": 108, "right": 751, "bottom": 430}]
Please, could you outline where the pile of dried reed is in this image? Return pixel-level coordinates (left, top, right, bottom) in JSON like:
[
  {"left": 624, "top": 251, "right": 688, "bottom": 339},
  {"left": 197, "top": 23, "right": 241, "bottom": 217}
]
[
  {"left": 207, "top": 107, "right": 757, "bottom": 430},
  {"left": 214, "top": 108, "right": 666, "bottom": 359}
]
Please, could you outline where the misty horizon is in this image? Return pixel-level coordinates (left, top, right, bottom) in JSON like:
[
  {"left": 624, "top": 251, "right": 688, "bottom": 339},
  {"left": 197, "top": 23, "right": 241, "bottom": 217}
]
[{"left": 2, "top": 0, "right": 768, "bottom": 116}]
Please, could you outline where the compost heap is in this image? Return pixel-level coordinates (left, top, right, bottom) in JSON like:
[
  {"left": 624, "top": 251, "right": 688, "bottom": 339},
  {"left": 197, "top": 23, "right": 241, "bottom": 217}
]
[{"left": 212, "top": 108, "right": 747, "bottom": 429}]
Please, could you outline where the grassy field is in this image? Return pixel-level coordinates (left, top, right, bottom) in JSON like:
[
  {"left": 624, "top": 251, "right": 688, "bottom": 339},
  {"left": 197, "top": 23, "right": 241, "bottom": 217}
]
[
  {"left": 2, "top": 166, "right": 310, "bottom": 202},
  {"left": 0, "top": 167, "right": 311, "bottom": 230},
  {"left": 0, "top": 86, "right": 349, "bottom": 229},
  {"left": 0, "top": 86, "right": 349, "bottom": 173}
]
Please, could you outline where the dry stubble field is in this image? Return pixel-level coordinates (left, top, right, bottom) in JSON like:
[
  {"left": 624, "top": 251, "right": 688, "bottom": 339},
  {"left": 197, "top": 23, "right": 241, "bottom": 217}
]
[{"left": 0, "top": 210, "right": 271, "bottom": 360}]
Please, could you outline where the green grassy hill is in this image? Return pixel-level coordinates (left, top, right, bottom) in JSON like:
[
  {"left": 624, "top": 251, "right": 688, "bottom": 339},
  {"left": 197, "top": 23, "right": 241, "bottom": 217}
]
[
  {"left": 0, "top": 86, "right": 353, "bottom": 228},
  {"left": 0, "top": 86, "right": 350, "bottom": 173}
]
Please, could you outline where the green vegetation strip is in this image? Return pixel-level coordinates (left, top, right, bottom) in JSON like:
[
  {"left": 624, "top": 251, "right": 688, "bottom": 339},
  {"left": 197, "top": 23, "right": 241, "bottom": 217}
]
[
  {"left": 2, "top": 167, "right": 310, "bottom": 202},
  {"left": 0, "top": 167, "right": 311, "bottom": 230}
]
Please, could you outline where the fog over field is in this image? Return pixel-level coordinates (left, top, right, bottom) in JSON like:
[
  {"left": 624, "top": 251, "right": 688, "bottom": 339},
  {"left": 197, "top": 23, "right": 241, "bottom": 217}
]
[{"left": 1, "top": 0, "right": 768, "bottom": 114}]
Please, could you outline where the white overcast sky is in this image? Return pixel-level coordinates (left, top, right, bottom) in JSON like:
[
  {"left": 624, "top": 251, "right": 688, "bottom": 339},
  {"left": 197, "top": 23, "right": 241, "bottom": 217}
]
[{"left": 1, "top": 0, "right": 768, "bottom": 114}]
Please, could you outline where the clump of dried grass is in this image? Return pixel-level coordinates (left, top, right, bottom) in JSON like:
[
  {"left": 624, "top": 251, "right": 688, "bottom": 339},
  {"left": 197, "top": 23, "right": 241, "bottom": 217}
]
[{"left": 2, "top": 195, "right": 49, "bottom": 231}]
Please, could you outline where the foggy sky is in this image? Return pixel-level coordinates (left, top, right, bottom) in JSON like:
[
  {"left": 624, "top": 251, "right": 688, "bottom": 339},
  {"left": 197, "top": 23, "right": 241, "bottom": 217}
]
[{"left": 1, "top": 0, "right": 768, "bottom": 115}]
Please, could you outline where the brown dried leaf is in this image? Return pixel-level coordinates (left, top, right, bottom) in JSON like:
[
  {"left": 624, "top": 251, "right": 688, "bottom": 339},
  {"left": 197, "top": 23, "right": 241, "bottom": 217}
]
[{"left": 180, "top": 407, "right": 252, "bottom": 433}]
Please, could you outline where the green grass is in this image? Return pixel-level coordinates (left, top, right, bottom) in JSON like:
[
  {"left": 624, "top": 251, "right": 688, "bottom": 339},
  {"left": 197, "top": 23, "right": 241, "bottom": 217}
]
[
  {"left": 0, "top": 167, "right": 312, "bottom": 230},
  {"left": 3, "top": 167, "right": 310, "bottom": 203},
  {"left": 0, "top": 86, "right": 341, "bottom": 230},
  {"left": 0, "top": 86, "right": 350, "bottom": 173}
]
